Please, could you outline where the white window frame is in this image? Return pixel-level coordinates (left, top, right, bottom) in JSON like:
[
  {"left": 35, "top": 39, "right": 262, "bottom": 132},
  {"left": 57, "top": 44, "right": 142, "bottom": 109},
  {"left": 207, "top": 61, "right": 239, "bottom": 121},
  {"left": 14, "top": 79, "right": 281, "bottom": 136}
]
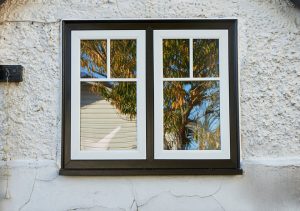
[
  {"left": 153, "top": 30, "right": 230, "bottom": 159},
  {"left": 70, "top": 30, "right": 146, "bottom": 160}
]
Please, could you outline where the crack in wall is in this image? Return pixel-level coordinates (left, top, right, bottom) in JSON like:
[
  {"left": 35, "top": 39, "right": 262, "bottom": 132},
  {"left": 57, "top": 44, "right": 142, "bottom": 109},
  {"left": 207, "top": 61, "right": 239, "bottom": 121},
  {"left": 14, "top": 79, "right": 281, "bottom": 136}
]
[
  {"left": 128, "top": 180, "right": 224, "bottom": 210},
  {"left": 133, "top": 190, "right": 225, "bottom": 210},
  {"left": 36, "top": 172, "right": 59, "bottom": 182},
  {"left": 65, "top": 205, "right": 126, "bottom": 211},
  {"left": 212, "top": 196, "right": 226, "bottom": 211},
  {"left": 66, "top": 205, "right": 126, "bottom": 211},
  {"left": 129, "top": 180, "right": 138, "bottom": 211},
  {"left": 169, "top": 181, "right": 223, "bottom": 199},
  {"left": 18, "top": 163, "right": 38, "bottom": 211}
]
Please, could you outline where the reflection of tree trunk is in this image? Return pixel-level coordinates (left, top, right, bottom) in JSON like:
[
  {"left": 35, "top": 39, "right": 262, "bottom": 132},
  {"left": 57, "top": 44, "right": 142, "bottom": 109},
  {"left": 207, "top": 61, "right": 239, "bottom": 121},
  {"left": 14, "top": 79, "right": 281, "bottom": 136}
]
[
  {"left": 164, "top": 87, "right": 210, "bottom": 150},
  {"left": 164, "top": 132, "right": 180, "bottom": 150},
  {"left": 164, "top": 125, "right": 188, "bottom": 150},
  {"left": 179, "top": 126, "right": 187, "bottom": 149}
]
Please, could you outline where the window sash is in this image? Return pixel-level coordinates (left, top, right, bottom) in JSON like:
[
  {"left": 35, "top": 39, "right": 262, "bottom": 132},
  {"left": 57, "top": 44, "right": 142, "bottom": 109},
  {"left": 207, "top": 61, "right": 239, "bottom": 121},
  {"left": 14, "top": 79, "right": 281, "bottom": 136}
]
[
  {"left": 70, "top": 30, "right": 146, "bottom": 160},
  {"left": 153, "top": 30, "right": 231, "bottom": 159}
]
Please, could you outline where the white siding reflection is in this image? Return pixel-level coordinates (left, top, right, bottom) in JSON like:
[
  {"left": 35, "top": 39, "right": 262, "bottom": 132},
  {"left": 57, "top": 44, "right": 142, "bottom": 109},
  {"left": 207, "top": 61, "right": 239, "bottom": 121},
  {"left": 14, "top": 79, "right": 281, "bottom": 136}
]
[{"left": 80, "top": 84, "right": 137, "bottom": 150}]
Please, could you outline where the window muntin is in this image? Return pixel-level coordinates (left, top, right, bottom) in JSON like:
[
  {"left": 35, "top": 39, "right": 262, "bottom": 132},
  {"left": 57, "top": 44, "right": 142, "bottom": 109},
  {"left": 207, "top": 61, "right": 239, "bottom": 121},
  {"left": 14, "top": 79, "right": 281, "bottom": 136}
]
[
  {"left": 154, "top": 30, "right": 230, "bottom": 159},
  {"left": 71, "top": 30, "right": 146, "bottom": 160}
]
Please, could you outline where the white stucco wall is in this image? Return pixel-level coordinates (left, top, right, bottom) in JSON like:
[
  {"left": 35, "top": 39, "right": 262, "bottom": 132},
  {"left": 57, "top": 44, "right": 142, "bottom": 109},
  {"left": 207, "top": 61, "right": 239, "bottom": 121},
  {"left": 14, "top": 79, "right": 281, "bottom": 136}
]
[{"left": 0, "top": 0, "right": 299, "bottom": 210}]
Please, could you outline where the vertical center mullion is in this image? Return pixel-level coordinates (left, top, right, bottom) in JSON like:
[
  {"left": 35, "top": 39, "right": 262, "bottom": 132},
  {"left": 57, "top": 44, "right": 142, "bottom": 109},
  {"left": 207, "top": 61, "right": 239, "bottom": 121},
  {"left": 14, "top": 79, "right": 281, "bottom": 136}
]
[
  {"left": 189, "top": 38, "right": 193, "bottom": 78},
  {"left": 107, "top": 39, "right": 111, "bottom": 78}
]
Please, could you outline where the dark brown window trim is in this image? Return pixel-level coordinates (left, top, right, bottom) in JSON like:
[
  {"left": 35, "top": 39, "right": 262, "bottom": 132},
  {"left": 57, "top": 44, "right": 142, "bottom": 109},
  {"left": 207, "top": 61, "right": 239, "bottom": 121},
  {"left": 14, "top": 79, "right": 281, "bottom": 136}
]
[{"left": 60, "top": 19, "right": 242, "bottom": 176}]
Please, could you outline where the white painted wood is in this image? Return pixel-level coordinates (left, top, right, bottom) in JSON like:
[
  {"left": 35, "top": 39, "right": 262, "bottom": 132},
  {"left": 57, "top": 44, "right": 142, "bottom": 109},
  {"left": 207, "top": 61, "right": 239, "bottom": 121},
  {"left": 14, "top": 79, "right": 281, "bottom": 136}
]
[
  {"left": 153, "top": 30, "right": 230, "bottom": 159},
  {"left": 162, "top": 77, "right": 220, "bottom": 81},
  {"left": 81, "top": 78, "right": 137, "bottom": 82},
  {"left": 71, "top": 30, "right": 146, "bottom": 160}
]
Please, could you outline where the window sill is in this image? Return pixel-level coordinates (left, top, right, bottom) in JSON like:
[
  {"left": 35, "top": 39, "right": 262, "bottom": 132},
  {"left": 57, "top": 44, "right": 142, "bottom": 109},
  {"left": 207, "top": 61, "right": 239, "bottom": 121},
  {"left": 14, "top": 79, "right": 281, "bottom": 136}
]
[{"left": 59, "top": 168, "right": 243, "bottom": 176}]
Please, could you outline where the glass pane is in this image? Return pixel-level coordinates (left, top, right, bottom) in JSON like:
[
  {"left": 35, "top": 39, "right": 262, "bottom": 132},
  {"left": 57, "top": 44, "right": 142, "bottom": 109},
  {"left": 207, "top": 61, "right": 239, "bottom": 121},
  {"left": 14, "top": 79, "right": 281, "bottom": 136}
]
[
  {"left": 163, "top": 81, "right": 220, "bottom": 150},
  {"left": 193, "top": 39, "right": 219, "bottom": 77},
  {"left": 80, "top": 40, "right": 107, "bottom": 78},
  {"left": 80, "top": 82, "right": 137, "bottom": 150},
  {"left": 163, "top": 39, "right": 189, "bottom": 78},
  {"left": 111, "top": 40, "right": 136, "bottom": 78}
]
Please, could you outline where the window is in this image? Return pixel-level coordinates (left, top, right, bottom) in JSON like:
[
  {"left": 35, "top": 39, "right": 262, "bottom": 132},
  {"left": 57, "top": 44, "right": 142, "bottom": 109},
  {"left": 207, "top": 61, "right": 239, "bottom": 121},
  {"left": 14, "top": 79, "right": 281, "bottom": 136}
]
[
  {"left": 70, "top": 30, "right": 146, "bottom": 160},
  {"left": 61, "top": 20, "right": 242, "bottom": 175},
  {"left": 154, "top": 30, "right": 230, "bottom": 159}
]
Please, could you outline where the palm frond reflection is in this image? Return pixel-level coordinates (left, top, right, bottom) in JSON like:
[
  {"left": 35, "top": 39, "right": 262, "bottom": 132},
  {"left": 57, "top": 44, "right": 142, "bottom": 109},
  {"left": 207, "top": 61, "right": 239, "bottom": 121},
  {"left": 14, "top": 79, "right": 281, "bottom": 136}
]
[{"left": 163, "top": 81, "right": 220, "bottom": 150}]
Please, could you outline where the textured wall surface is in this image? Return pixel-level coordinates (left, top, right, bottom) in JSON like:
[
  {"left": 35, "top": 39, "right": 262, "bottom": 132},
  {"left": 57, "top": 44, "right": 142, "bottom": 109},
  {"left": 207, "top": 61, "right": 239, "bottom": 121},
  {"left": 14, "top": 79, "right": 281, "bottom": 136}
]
[
  {"left": 0, "top": 0, "right": 299, "bottom": 210},
  {"left": 1, "top": 160, "right": 300, "bottom": 211}
]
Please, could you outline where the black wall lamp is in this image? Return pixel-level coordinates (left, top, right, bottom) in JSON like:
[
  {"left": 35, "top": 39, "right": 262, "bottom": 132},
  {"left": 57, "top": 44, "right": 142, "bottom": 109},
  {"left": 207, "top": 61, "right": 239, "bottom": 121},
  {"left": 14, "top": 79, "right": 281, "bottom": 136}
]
[
  {"left": 0, "top": 65, "right": 23, "bottom": 82},
  {"left": 290, "top": 0, "right": 300, "bottom": 8}
]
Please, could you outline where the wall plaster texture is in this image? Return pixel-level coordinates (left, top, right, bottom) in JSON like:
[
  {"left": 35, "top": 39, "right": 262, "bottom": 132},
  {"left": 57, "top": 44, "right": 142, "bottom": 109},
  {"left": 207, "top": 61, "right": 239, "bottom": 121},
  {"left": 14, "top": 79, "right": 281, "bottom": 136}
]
[{"left": 0, "top": 0, "right": 299, "bottom": 210}]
